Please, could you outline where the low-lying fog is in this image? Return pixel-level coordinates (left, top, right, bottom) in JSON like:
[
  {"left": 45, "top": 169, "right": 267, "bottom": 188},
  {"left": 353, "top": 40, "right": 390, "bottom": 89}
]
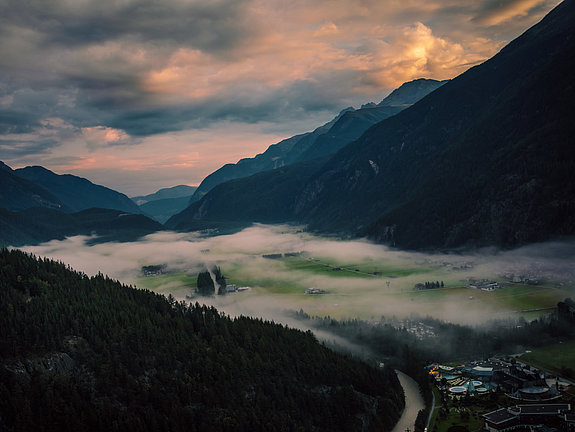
[{"left": 19, "top": 225, "right": 575, "bottom": 326}]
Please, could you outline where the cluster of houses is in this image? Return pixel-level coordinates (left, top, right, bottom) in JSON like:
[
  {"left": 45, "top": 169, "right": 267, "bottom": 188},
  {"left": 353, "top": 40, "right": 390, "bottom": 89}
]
[
  {"left": 429, "top": 358, "right": 574, "bottom": 432},
  {"left": 465, "top": 278, "right": 501, "bottom": 291},
  {"left": 305, "top": 287, "right": 326, "bottom": 295},
  {"left": 430, "top": 358, "right": 565, "bottom": 401},
  {"left": 141, "top": 264, "right": 167, "bottom": 276},
  {"left": 224, "top": 284, "right": 251, "bottom": 293}
]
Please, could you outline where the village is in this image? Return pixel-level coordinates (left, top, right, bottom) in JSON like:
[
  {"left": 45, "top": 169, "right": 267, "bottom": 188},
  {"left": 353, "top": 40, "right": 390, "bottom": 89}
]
[{"left": 426, "top": 358, "right": 575, "bottom": 432}]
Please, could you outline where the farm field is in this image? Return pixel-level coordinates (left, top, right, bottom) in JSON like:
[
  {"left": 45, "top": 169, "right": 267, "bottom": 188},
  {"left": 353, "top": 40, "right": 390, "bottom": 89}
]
[
  {"left": 519, "top": 340, "right": 575, "bottom": 378},
  {"left": 136, "top": 251, "right": 573, "bottom": 323}
]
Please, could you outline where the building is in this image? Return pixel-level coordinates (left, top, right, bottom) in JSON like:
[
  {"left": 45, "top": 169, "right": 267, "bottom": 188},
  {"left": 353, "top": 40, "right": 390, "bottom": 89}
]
[{"left": 484, "top": 404, "right": 571, "bottom": 432}]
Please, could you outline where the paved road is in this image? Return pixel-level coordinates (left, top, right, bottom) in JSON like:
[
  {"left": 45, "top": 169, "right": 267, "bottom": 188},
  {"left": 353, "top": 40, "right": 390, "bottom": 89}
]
[{"left": 392, "top": 370, "right": 425, "bottom": 432}]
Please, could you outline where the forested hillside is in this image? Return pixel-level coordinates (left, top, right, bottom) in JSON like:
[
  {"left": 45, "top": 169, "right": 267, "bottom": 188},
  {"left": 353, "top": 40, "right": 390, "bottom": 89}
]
[{"left": 0, "top": 249, "right": 404, "bottom": 431}]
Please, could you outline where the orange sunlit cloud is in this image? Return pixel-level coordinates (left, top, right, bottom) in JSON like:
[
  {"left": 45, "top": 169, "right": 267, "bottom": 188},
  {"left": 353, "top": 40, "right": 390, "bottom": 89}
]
[
  {"left": 0, "top": 0, "right": 561, "bottom": 194},
  {"left": 474, "top": 0, "right": 548, "bottom": 26}
]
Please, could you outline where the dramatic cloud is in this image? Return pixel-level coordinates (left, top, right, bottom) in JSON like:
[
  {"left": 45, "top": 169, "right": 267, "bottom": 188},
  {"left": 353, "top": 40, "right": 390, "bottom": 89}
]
[{"left": 0, "top": 0, "right": 561, "bottom": 193}]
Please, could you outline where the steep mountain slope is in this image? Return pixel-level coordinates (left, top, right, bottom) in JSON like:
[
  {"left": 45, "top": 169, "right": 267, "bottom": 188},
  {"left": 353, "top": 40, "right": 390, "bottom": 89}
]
[
  {"left": 294, "top": 79, "right": 447, "bottom": 162},
  {"left": 189, "top": 79, "right": 446, "bottom": 202},
  {"left": 0, "top": 162, "right": 68, "bottom": 211},
  {"left": 0, "top": 249, "right": 404, "bottom": 431},
  {"left": 169, "top": 1, "right": 574, "bottom": 250},
  {"left": 166, "top": 157, "right": 328, "bottom": 232},
  {"left": 189, "top": 118, "right": 341, "bottom": 202},
  {"left": 15, "top": 165, "right": 142, "bottom": 214},
  {"left": 295, "top": 0, "right": 575, "bottom": 249},
  {"left": 0, "top": 207, "right": 163, "bottom": 246}
]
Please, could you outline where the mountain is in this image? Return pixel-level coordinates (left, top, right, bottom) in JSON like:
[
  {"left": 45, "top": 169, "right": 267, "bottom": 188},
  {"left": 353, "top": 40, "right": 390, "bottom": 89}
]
[
  {"left": 166, "top": 157, "right": 328, "bottom": 232},
  {"left": 0, "top": 207, "right": 163, "bottom": 247},
  {"left": 190, "top": 79, "right": 446, "bottom": 202},
  {"left": 0, "top": 162, "right": 68, "bottom": 212},
  {"left": 169, "top": 1, "right": 575, "bottom": 250},
  {"left": 189, "top": 111, "right": 348, "bottom": 202},
  {"left": 14, "top": 165, "right": 142, "bottom": 214},
  {"left": 295, "top": 0, "right": 575, "bottom": 249},
  {"left": 293, "top": 79, "right": 448, "bottom": 162},
  {"left": 0, "top": 249, "right": 404, "bottom": 431},
  {"left": 131, "top": 185, "right": 198, "bottom": 223},
  {"left": 377, "top": 78, "right": 449, "bottom": 107},
  {"left": 139, "top": 196, "right": 197, "bottom": 224},
  {"left": 131, "top": 185, "right": 197, "bottom": 205}
]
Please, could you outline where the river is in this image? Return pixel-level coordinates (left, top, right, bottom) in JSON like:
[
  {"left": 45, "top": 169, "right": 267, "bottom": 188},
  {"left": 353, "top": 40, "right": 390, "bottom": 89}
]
[{"left": 392, "top": 370, "right": 425, "bottom": 432}]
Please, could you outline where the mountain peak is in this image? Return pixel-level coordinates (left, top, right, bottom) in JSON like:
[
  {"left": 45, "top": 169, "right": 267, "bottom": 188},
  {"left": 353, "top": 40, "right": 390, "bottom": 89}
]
[
  {"left": 0, "top": 161, "right": 13, "bottom": 172},
  {"left": 378, "top": 78, "right": 448, "bottom": 107}
]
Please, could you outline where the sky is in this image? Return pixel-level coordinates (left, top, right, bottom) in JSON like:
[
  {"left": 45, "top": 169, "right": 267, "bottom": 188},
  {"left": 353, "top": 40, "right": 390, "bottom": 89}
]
[{"left": 0, "top": 0, "right": 561, "bottom": 196}]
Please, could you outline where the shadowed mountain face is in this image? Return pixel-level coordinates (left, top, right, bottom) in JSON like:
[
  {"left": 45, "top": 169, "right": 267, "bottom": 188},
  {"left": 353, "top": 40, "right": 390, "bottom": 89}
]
[
  {"left": 0, "top": 207, "right": 163, "bottom": 247},
  {"left": 295, "top": 0, "right": 575, "bottom": 249},
  {"left": 189, "top": 79, "right": 446, "bottom": 202},
  {"left": 0, "top": 162, "right": 163, "bottom": 246},
  {"left": 165, "top": 157, "right": 328, "bottom": 232},
  {"left": 0, "top": 163, "right": 68, "bottom": 212},
  {"left": 14, "top": 165, "right": 142, "bottom": 214},
  {"left": 169, "top": 1, "right": 575, "bottom": 250}
]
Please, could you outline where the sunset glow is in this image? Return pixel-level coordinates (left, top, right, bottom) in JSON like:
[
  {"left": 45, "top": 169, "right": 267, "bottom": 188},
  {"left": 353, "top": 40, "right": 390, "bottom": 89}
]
[{"left": 0, "top": 0, "right": 560, "bottom": 194}]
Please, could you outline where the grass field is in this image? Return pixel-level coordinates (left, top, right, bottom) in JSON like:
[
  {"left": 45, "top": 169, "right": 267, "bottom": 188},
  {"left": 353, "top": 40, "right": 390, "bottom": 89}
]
[
  {"left": 135, "top": 252, "right": 573, "bottom": 323},
  {"left": 519, "top": 340, "right": 575, "bottom": 378}
]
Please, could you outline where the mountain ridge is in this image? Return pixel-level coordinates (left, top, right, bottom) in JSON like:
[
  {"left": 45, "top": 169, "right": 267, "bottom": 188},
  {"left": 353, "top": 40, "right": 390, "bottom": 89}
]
[
  {"left": 168, "top": 0, "right": 575, "bottom": 250},
  {"left": 189, "top": 78, "right": 446, "bottom": 202},
  {"left": 15, "top": 165, "right": 142, "bottom": 214}
]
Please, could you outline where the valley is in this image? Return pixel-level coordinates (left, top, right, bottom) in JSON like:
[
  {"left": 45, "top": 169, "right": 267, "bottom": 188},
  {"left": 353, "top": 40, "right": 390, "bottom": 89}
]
[{"left": 57, "top": 225, "right": 568, "bottom": 323}]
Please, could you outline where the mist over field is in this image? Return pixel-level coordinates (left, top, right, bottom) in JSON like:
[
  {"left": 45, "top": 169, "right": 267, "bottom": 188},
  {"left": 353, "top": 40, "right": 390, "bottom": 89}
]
[{"left": 19, "top": 225, "right": 575, "bottom": 326}]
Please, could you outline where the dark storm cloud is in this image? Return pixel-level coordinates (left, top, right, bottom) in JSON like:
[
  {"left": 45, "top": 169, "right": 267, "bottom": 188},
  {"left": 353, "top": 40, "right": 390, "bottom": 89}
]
[
  {"left": 0, "top": 0, "right": 254, "bottom": 53},
  {"left": 0, "top": 0, "right": 562, "bottom": 178},
  {"left": 103, "top": 76, "right": 356, "bottom": 136},
  {"left": 0, "top": 138, "right": 60, "bottom": 157}
]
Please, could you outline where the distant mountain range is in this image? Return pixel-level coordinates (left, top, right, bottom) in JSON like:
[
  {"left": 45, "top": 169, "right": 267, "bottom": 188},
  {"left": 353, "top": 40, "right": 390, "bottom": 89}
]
[
  {"left": 0, "top": 162, "right": 162, "bottom": 246},
  {"left": 189, "top": 79, "right": 447, "bottom": 202},
  {"left": 132, "top": 185, "right": 197, "bottom": 223},
  {"left": 3, "top": 163, "right": 141, "bottom": 214},
  {"left": 169, "top": 0, "right": 575, "bottom": 250},
  {"left": 0, "top": 207, "right": 163, "bottom": 246},
  {"left": 132, "top": 185, "right": 197, "bottom": 205}
]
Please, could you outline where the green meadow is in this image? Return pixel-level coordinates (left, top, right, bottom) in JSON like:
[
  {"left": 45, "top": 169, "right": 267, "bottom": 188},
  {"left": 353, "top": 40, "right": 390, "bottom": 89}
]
[
  {"left": 136, "top": 253, "right": 573, "bottom": 322},
  {"left": 520, "top": 340, "right": 575, "bottom": 377}
]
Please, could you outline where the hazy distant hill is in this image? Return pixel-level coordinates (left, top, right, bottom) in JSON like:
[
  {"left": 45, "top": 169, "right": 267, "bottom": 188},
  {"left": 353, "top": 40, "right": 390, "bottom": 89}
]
[
  {"left": 14, "top": 165, "right": 142, "bottom": 214},
  {"left": 169, "top": 1, "right": 575, "bottom": 250},
  {"left": 131, "top": 185, "right": 197, "bottom": 223},
  {"left": 0, "top": 162, "right": 68, "bottom": 212},
  {"left": 132, "top": 185, "right": 197, "bottom": 204},
  {"left": 0, "top": 207, "right": 163, "bottom": 246},
  {"left": 139, "top": 196, "right": 197, "bottom": 223},
  {"left": 190, "top": 79, "right": 446, "bottom": 202}
]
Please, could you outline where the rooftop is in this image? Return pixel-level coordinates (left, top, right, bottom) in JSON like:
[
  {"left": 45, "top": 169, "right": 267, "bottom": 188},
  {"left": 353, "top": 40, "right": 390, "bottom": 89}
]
[
  {"left": 484, "top": 408, "right": 518, "bottom": 425},
  {"left": 518, "top": 404, "right": 571, "bottom": 415}
]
